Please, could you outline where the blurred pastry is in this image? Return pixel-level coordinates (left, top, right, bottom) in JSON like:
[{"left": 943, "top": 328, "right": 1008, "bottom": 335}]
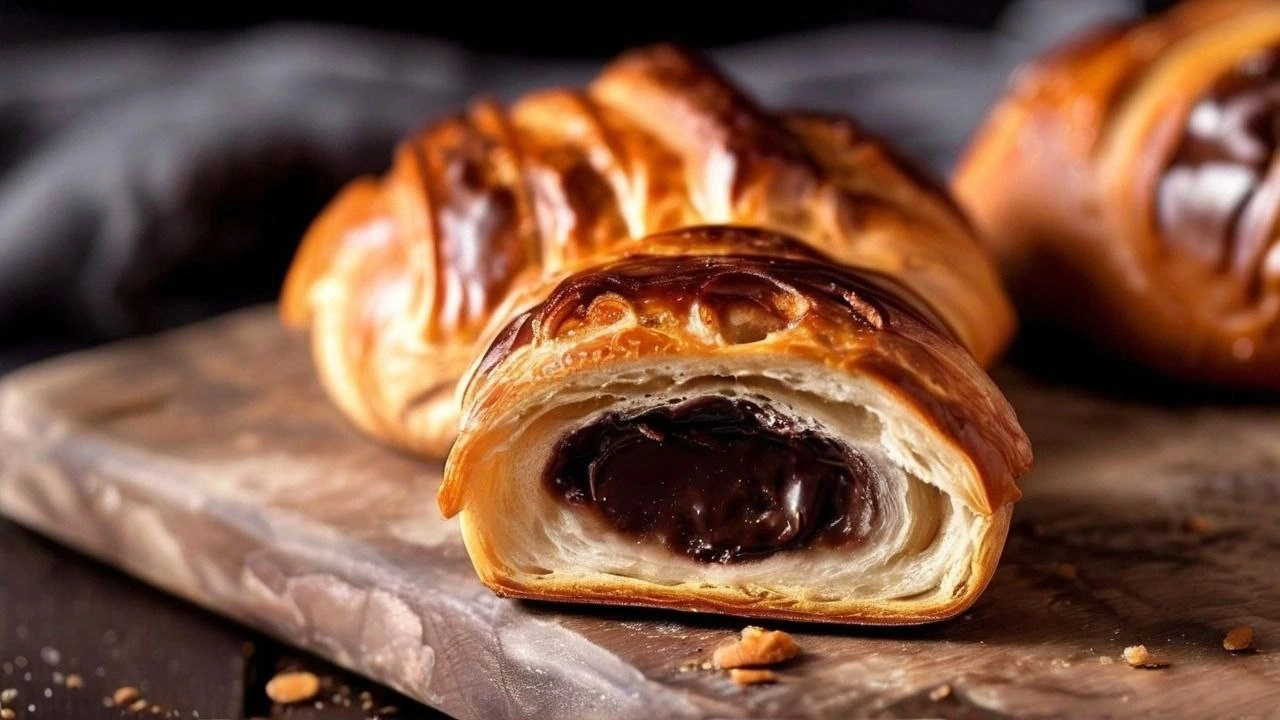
[{"left": 955, "top": 0, "right": 1280, "bottom": 388}]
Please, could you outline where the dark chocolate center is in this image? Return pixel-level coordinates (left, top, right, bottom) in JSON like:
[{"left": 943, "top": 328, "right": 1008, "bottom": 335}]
[
  {"left": 1158, "top": 45, "right": 1280, "bottom": 274},
  {"left": 543, "top": 397, "right": 877, "bottom": 564}
]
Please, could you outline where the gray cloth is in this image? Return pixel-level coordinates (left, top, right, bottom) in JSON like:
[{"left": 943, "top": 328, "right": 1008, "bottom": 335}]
[{"left": 0, "top": 0, "right": 1140, "bottom": 370}]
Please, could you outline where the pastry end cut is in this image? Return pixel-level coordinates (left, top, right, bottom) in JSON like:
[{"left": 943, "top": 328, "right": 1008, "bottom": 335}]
[{"left": 439, "top": 248, "right": 1030, "bottom": 625}]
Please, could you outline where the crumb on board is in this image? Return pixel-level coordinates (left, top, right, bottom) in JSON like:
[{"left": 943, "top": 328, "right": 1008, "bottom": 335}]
[
  {"left": 728, "top": 668, "right": 779, "bottom": 686},
  {"left": 111, "top": 686, "right": 141, "bottom": 707},
  {"left": 1056, "top": 563, "right": 1078, "bottom": 581},
  {"left": 65, "top": 674, "right": 83, "bottom": 689},
  {"left": 1184, "top": 515, "right": 1212, "bottom": 535},
  {"left": 1224, "top": 626, "right": 1254, "bottom": 652},
  {"left": 1122, "top": 645, "right": 1149, "bottom": 666},
  {"left": 929, "top": 684, "right": 952, "bottom": 701},
  {"left": 266, "top": 671, "right": 321, "bottom": 705},
  {"left": 713, "top": 627, "right": 801, "bottom": 669},
  {"left": 1122, "top": 645, "right": 1167, "bottom": 669},
  {"left": 0, "top": 689, "right": 15, "bottom": 704},
  {"left": 0, "top": 708, "right": 13, "bottom": 720},
  {"left": 127, "top": 698, "right": 149, "bottom": 712}
]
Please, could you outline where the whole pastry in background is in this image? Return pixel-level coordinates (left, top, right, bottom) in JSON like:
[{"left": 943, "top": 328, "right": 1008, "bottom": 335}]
[
  {"left": 283, "top": 45, "right": 1031, "bottom": 624},
  {"left": 955, "top": 0, "right": 1280, "bottom": 389},
  {"left": 282, "top": 44, "right": 1018, "bottom": 458}
]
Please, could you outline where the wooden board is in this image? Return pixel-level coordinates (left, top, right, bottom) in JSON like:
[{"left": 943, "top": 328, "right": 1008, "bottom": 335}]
[{"left": 1, "top": 307, "right": 1277, "bottom": 719}]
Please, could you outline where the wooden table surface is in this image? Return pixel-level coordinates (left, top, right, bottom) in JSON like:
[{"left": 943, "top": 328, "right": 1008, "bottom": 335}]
[{"left": 1, "top": 307, "right": 1278, "bottom": 719}]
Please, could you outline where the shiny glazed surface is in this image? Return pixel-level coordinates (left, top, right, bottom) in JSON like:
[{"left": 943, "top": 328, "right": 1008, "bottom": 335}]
[
  {"left": 1159, "top": 44, "right": 1280, "bottom": 280},
  {"left": 474, "top": 250, "right": 952, "bottom": 381}
]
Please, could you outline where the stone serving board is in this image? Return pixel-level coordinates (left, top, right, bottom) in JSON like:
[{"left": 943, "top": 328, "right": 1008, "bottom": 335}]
[{"left": 1, "top": 307, "right": 1278, "bottom": 719}]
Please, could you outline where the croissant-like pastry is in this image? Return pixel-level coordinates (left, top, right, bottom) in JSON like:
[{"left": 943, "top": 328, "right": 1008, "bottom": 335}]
[
  {"left": 955, "top": 0, "right": 1280, "bottom": 388},
  {"left": 283, "top": 46, "right": 1031, "bottom": 623}
]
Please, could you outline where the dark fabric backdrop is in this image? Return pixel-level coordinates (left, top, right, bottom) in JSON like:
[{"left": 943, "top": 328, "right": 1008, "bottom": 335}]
[{"left": 0, "top": 0, "right": 1153, "bottom": 371}]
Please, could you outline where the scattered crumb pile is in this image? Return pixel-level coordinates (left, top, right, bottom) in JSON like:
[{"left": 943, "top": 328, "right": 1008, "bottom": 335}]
[
  {"left": 102, "top": 686, "right": 167, "bottom": 715},
  {"left": 713, "top": 627, "right": 800, "bottom": 672},
  {"left": 1119, "top": 624, "right": 1260, "bottom": 670},
  {"left": 680, "top": 626, "right": 801, "bottom": 687}
]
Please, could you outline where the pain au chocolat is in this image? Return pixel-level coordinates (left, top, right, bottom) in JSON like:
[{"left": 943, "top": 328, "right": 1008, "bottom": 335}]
[
  {"left": 955, "top": 0, "right": 1280, "bottom": 388},
  {"left": 282, "top": 45, "right": 1031, "bottom": 624}
]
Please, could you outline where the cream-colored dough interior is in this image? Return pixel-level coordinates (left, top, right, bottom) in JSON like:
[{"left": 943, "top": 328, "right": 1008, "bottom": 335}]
[{"left": 459, "top": 358, "right": 993, "bottom": 608}]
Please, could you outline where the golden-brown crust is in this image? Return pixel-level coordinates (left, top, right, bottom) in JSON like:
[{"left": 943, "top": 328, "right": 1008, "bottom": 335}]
[
  {"left": 460, "top": 237, "right": 1026, "bottom": 511},
  {"left": 283, "top": 44, "right": 1014, "bottom": 457},
  {"left": 443, "top": 228, "right": 1029, "bottom": 520},
  {"left": 954, "top": 0, "right": 1280, "bottom": 388}
]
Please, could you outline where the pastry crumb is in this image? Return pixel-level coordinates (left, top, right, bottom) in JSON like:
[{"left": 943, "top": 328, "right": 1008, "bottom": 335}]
[
  {"left": 713, "top": 627, "right": 800, "bottom": 669},
  {"left": 1184, "top": 515, "right": 1212, "bottom": 535},
  {"left": 0, "top": 708, "right": 13, "bottom": 720},
  {"left": 1056, "top": 563, "right": 1078, "bottom": 580},
  {"left": 1098, "top": 656, "right": 1115, "bottom": 665},
  {"left": 0, "top": 689, "right": 15, "bottom": 704},
  {"left": 64, "top": 673, "right": 83, "bottom": 689},
  {"left": 111, "top": 687, "right": 141, "bottom": 707},
  {"left": 1122, "top": 645, "right": 1148, "bottom": 666},
  {"left": 265, "top": 671, "right": 321, "bottom": 705},
  {"left": 1122, "top": 645, "right": 1167, "bottom": 669},
  {"left": 1223, "top": 626, "right": 1254, "bottom": 652},
  {"left": 127, "top": 698, "right": 149, "bottom": 712},
  {"left": 929, "top": 684, "right": 952, "bottom": 701},
  {"left": 728, "top": 668, "right": 779, "bottom": 686}
]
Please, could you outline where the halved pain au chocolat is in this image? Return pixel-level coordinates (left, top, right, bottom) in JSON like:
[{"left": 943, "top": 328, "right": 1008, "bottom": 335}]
[
  {"left": 283, "top": 44, "right": 1029, "bottom": 624},
  {"left": 441, "top": 245, "right": 1029, "bottom": 624}
]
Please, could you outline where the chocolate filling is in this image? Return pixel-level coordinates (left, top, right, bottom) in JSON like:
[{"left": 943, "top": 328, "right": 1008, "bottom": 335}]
[
  {"left": 543, "top": 397, "right": 877, "bottom": 564},
  {"left": 1158, "top": 45, "right": 1280, "bottom": 275}
]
